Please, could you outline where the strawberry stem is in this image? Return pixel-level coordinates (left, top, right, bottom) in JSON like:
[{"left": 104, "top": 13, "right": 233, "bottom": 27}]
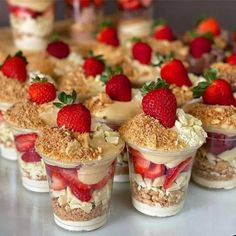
[
  {"left": 53, "top": 90, "right": 77, "bottom": 108},
  {"left": 100, "top": 66, "right": 123, "bottom": 84},
  {"left": 153, "top": 18, "right": 166, "bottom": 28},
  {"left": 152, "top": 53, "right": 173, "bottom": 67}
]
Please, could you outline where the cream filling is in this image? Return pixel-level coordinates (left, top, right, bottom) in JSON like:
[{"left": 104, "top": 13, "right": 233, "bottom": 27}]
[
  {"left": 52, "top": 181, "right": 112, "bottom": 214},
  {"left": 92, "top": 89, "right": 141, "bottom": 124},
  {"left": 0, "top": 121, "right": 14, "bottom": 147},
  {"left": 19, "top": 158, "right": 46, "bottom": 179}
]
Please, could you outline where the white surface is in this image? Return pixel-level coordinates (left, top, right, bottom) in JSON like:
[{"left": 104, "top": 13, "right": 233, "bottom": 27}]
[{"left": 0, "top": 157, "right": 236, "bottom": 236}]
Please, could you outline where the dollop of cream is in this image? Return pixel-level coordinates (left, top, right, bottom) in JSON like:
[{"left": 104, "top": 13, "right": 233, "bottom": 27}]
[{"left": 175, "top": 109, "right": 207, "bottom": 148}]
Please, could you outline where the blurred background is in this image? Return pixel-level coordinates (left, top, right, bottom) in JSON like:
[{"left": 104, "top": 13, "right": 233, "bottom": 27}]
[{"left": 1, "top": 0, "right": 236, "bottom": 32}]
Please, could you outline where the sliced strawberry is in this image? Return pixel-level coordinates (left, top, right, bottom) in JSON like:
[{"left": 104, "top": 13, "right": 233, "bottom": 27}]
[
  {"left": 144, "top": 163, "right": 165, "bottom": 179},
  {"left": 163, "top": 157, "right": 192, "bottom": 190},
  {"left": 14, "top": 133, "right": 38, "bottom": 153},
  {"left": 69, "top": 184, "right": 92, "bottom": 202},
  {"left": 0, "top": 110, "right": 4, "bottom": 122},
  {"left": 50, "top": 172, "right": 67, "bottom": 191},
  {"left": 95, "top": 176, "right": 109, "bottom": 190},
  {"left": 21, "top": 148, "right": 42, "bottom": 163},
  {"left": 45, "top": 164, "right": 60, "bottom": 177},
  {"left": 130, "top": 148, "right": 150, "bottom": 175}
]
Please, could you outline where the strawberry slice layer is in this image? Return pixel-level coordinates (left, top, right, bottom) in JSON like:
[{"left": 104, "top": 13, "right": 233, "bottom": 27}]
[
  {"left": 14, "top": 133, "right": 38, "bottom": 153},
  {"left": 0, "top": 110, "right": 4, "bottom": 122},
  {"left": 69, "top": 184, "right": 92, "bottom": 202},
  {"left": 21, "top": 148, "right": 42, "bottom": 163},
  {"left": 144, "top": 163, "right": 165, "bottom": 179},
  {"left": 163, "top": 157, "right": 192, "bottom": 190},
  {"left": 50, "top": 172, "right": 67, "bottom": 191}
]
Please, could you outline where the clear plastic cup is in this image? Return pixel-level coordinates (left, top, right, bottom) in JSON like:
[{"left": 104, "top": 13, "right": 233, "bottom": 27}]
[
  {"left": 7, "top": 0, "right": 55, "bottom": 51},
  {"left": 12, "top": 127, "right": 49, "bottom": 192},
  {"left": 41, "top": 154, "right": 117, "bottom": 231},
  {"left": 95, "top": 118, "right": 129, "bottom": 183},
  {"left": 127, "top": 143, "right": 197, "bottom": 217},
  {"left": 192, "top": 129, "right": 236, "bottom": 189},
  {"left": 0, "top": 103, "right": 17, "bottom": 161}
]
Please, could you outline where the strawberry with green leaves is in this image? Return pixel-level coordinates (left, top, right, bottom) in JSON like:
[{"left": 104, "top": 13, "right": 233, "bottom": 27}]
[
  {"left": 153, "top": 19, "right": 175, "bottom": 41},
  {"left": 97, "top": 21, "right": 120, "bottom": 47},
  {"left": 193, "top": 68, "right": 236, "bottom": 106},
  {"left": 1, "top": 51, "right": 28, "bottom": 82},
  {"left": 141, "top": 79, "right": 177, "bottom": 128},
  {"left": 54, "top": 90, "right": 91, "bottom": 132}
]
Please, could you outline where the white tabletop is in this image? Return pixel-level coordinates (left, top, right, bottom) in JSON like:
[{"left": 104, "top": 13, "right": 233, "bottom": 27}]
[{"left": 0, "top": 157, "right": 235, "bottom": 236}]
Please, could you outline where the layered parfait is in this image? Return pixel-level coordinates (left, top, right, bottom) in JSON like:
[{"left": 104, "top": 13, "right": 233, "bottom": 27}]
[
  {"left": 119, "top": 80, "right": 206, "bottom": 216},
  {"left": 186, "top": 69, "right": 236, "bottom": 189},
  {"left": 4, "top": 77, "right": 58, "bottom": 192},
  {"left": 85, "top": 70, "right": 141, "bottom": 182},
  {"left": 35, "top": 96, "right": 124, "bottom": 231},
  {"left": 8, "top": 0, "right": 55, "bottom": 50}
]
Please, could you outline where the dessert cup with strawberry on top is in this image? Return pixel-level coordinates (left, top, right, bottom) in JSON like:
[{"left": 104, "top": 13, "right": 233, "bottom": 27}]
[
  {"left": 119, "top": 79, "right": 206, "bottom": 217},
  {"left": 185, "top": 69, "right": 236, "bottom": 189},
  {"left": 148, "top": 19, "right": 188, "bottom": 61},
  {"left": 8, "top": 0, "right": 55, "bottom": 51},
  {"left": 4, "top": 76, "right": 58, "bottom": 192},
  {"left": 58, "top": 52, "right": 106, "bottom": 102},
  {"left": 26, "top": 39, "right": 83, "bottom": 80},
  {"left": 0, "top": 51, "right": 29, "bottom": 161},
  {"left": 35, "top": 93, "right": 124, "bottom": 231},
  {"left": 85, "top": 69, "right": 141, "bottom": 182},
  {"left": 117, "top": 0, "right": 153, "bottom": 44}
]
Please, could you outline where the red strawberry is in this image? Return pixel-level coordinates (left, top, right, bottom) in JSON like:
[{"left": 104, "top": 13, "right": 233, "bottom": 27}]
[
  {"left": 163, "top": 157, "right": 192, "bottom": 190},
  {"left": 142, "top": 88, "right": 177, "bottom": 128},
  {"left": 65, "top": 0, "right": 91, "bottom": 8},
  {"left": 69, "top": 184, "right": 92, "bottom": 202},
  {"left": 45, "top": 164, "right": 60, "bottom": 177},
  {"left": 95, "top": 176, "right": 109, "bottom": 190},
  {"left": 1, "top": 52, "right": 27, "bottom": 82},
  {"left": 161, "top": 59, "right": 192, "bottom": 87},
  {"left": 144, "top": 163, "right": 165, "bottom": 179},
  {"left": 130, "top": 148, "right": 150, "bottom": 175},
  {"left": 57, "top": 103, "right": 91, "bottom": 132},
  {"left": 118, "top": 0, "right": 141, "bottom": 10},
  {"left": 202, "top": 79, "right": 236, "bottom": 106},
  {"left": 14, "top": 133, "right": 38, "bottom": 153},
  {"left": 132, "top": 41, "right": 152, "bottom": 65},
  {"left": 226, "top": 53, "right": 236, "bottom": 65},
  {"left": 21, "top": 148, "right": 42, "bottom": 163},
  {"left": 105, "top": 74, "right": 132, "bottom": 102},
  {"left": 9, "top": 5, "right": 42, "bottom": 19},
  {"left": 50, "top": 172, "right": 67, "bottom": 191},
  {"left": 83, "top": 57, "right": 105, "bottom": 77},
  {"left": 47, "top": 40, "right": 70, "bottom": 59},
  {"left": 0, "top": 110, "right": 4, "bottom": 122},
  {"left": 153, "top": 25, "right": 175, "bottom": 41},
  {"left": 189, "top": 36, "right": 212, "bottom": 59},
  {"left": 28, "top": 82, "right": 56, "bottom": 105},
  {"left": 97, "top": 27, "right": 119, "bottom": 47},
  {"left": 196, "top": 17, "right": 221, "bottom": 36}
]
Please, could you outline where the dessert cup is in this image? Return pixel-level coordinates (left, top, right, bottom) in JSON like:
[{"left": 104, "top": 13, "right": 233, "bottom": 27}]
[
  {"left": 12, "top": 127, "right": 48, "bottom": 192},
  {"left": 0, "top": 103, "right": 17, "bottom": 161},
  {"left": 127, "top": 143, "right": 197, "bottom": 217},
  {"left": 192, "top": 129, "right": 236, "bottom": 189},
  {"left": 8, "top": 0, "right": 55, "bottom": 51},
  {"left": 42, "top": 155, "right": 116, "bottom": 231}
]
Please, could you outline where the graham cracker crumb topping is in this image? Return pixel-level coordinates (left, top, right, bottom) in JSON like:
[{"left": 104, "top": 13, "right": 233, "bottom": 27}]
[
  {"left": 170, "top": 85, "right": 193, "bottom": 107},
  {"left": 119, "top": 112, "right": 187, "bottom": 150}
]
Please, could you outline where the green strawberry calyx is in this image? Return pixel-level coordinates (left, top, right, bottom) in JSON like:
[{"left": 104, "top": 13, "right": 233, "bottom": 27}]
[
  {"left": 192, "top": 68, "right": 218, "bottom": 98},
  {"left": 152, "top": 52, "right": 173, "bottom": 67},
  {"left": 100, "top": 66, "right": 123, "bottom": 84},
  {"left": 53, "top": 90, "right": 77, "bottom": 108},
  {"left": 141, "top": 78, "right": 170, "bottom": 96}
]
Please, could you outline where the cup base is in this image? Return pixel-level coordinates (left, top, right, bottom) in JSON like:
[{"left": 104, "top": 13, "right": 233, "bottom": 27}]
[
  {"left": 114, "top": 174, "right": 129, "bottom": 183},
  {"left": 0, "top": 144, "right": 17, "bottom": 161},
  {"left": 132, "top": 198, "right": 184, "bottom": 217},
  {"left": 22, "top": 177, "right": 49, "bottom": 192},
  {"left": 192, "top": 173, "right": 236, "bottom": 190},
  {"left": 54, "top": 213, "right": 107, "bottom": 231}
]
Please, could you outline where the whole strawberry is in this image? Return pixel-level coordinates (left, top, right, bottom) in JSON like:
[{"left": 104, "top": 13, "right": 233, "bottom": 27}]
[
  {"left": 1, "top": 51, "right": 27, "bottom": 82},
  {"left": 97, "top": 21, "right": 119, "bottom": 47},
  {"left": 226, "top": 53, "right": 236, "bottom": 65},
  {"left": 55, "top": 91, "right": 91, "bottom": 132},
  {"left": 190, "top": 36, "right": 212, "bottom": 58},
  {"left": 106, "top": 73, "right": 132, "bottom": 102},
  {"left": 160, "top": 59, "right": 192, "bottom": 87},
  {"left": 196, "top": 17, "right": 221, "bottom": 37},
  {"left": 193, "top": 68, "right": 236, "bottom": 106},
  {"left": 153, "top": 24, "right": 175, "bottom": 41},
  {"left": 132, "top": 41, "right": 152, "bottom": 65},
  {"left": 83, "top": 55, "right": 105, "bottom": 77},
  {"left": 28, "top": 80, "right": 56, "bottom": 105},
  {"left": 142, "top": 79, "right": 177, "bottom": 128},
  {"left": 47, "top": 40, "right": 70, "bottom": 59}
]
